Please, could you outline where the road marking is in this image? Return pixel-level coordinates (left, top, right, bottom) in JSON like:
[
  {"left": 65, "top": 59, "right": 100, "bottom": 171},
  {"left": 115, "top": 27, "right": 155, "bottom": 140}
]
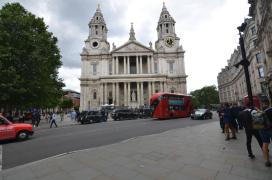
[{"left": 0, "top": 145, "right": 2, "bottom": 171}]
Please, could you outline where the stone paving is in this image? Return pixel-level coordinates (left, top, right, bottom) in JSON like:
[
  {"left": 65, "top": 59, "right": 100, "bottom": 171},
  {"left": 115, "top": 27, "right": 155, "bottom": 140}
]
[{"left": 1, "top": 121, "right": 272, "bottom": 180}]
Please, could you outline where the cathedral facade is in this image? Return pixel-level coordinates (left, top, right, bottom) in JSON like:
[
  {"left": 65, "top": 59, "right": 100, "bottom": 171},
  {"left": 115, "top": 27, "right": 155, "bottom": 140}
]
[{"left": 80, "top": 3, "right": 187, "bottom": 110}]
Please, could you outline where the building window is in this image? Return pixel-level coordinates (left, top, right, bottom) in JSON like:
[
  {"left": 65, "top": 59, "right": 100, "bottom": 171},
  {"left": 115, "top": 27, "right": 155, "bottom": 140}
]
[
  {"left": 251, "top": 26, "right": 256, "bottom": 35},
  {"left": 256, "top": 52, "right": 262, "bottom": 63},
  {"left": 171, "top": 89, "right": 174, "bottom": 93},
  {"left": 92, "top": 64, "right": 97, "bottom": 75},
  {"left": 88, "top": 101, "right": 90, "bottom": 110},
  {"left": 169, "top": 62, "right": 174, "bottom": 73},
  {"left": 93, "top": 92, "right": 97, "bottom": 100},
  {"left": 166, "top": 29, "right": 169, "bottom": 33},
  {"left": 154, "top": 62, "right": 158, "bottom": 73},
  {"left": 258, "top": 67, "right": 264, "bottom": 78},
  {"left": 253, "top": 39, "right": 257, "bottom": 48}
]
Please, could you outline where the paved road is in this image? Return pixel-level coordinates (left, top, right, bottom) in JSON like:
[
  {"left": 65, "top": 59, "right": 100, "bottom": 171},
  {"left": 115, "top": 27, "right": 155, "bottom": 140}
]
[{"left": 2, "top": 115, "right": 217, "bottom": 169}]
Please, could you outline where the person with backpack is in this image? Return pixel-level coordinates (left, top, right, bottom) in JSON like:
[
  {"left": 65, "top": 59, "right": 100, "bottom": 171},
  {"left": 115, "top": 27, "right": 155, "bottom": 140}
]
[{"left": 238, "top": 106, "right": 263, "bottom": 159}]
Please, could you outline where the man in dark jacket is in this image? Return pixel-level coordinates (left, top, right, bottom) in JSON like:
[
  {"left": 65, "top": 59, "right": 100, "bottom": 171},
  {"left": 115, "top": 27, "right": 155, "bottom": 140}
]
[{"left": 238, "top": 107, "right": 263, "bottom": 159}]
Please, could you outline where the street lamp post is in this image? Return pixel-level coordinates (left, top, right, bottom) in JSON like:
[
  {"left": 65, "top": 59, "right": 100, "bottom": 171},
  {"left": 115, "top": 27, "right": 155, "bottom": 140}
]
[{"left": 234, "top": 22, "right": 254, "bottom": 106}]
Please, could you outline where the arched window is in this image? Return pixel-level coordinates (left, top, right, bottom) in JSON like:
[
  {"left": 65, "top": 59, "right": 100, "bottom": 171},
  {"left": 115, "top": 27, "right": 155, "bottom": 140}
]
[{"left": 93, "top": 92, "right": 97, "bottom": 100}]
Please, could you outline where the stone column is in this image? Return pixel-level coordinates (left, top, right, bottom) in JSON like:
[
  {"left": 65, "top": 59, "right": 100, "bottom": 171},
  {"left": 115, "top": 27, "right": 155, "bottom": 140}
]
[
  {"left": 124, "top": 56, "right": 127, "bottom": 74},
  {"left": 127, "top": 82, "right": 131, "bottom": 106},
  {"left": 104, "top": 83, "right": 108, "bottom": 104},
  {"left": 140, "top": 56, "right": 143, "bottom": 74},
  {"left": 151, "top": 56, "right": 154, "bottom": 73},
  {"left": 160, "top": 81, "right": 163, "bottom": 92},
  {"left": 137, "top": 82, "right": 140, "bottom": 106},
  {"left": 124, "top": 82, "right": 127, "bottom": 106},
  {"left": 127, "top": 56, "right": 130, "bottom": 74},
  {"left": 136, "top": 56, "right": 139, "bottom": 74},
  {"left": 100, "top": 83, "right": 104, "bottom": 105},
  {"left": 141, "top": 82, "right": 144, "bottom": 106},
  {"left": 152, "top": 82, "right": 155, "bottom": 94},
  {"left": 147, "top": 56, "right": 150, "bottom": 74},
  {"left": 112, "top": 56, "right": 115, "bottom": 74},
  {"left": 116, "top": 83, "right": 119, "bottom": 106},
  {"left": 113, "top": 83, "right": 116, "bottom": 105},
  {"left": 148, "top": 82, "right": 152, "bottom": 105},
  {"left": 116, "top": 57, "right": 119, "bottom": 74},
  {"left": 164, "top": 81, "right": 167, "bottom": 92}
]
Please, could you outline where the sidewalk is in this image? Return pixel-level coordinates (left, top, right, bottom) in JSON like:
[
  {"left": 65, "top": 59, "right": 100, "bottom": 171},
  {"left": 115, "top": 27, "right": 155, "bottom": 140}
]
[
  {"left": 1, "top": 121, "right": 272, "bottom": 180},
  {"left": 34, "top": 114, "right": 78, "bottom": 130}
]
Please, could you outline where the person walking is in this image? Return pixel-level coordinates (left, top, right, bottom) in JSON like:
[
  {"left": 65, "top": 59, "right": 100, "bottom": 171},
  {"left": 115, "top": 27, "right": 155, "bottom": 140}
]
[
  {"left": 217, "top": 105, "right": 225, "bottom": 133},
  {"left": 231, "top": 104, "right": 243, "bottom": 131},
  {"left": 259, "top": 106, "right": 272, "bottom": 167},
  {"left": 72, "top": 110, "right": 76, "bottom": 121},
  {"left": 60, "top": 111, "right": 64, "bottom": 121},
  {"left": 238, "top": 107, "right": 263, "bottom": 159},
  {"left": 50, "top": 112, "right": 58, "bottom": 128},
  {"left": 33, "top": 110, "right": 41, "bottom": 127},
  {"left": 223, "top": 103, "right": 237, "bottom": 141}
]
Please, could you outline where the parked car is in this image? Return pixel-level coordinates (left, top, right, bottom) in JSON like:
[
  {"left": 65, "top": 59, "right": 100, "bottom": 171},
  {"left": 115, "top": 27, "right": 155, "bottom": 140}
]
[
  {"left": 79, "top": 110, "right": 107, "bottom": 124},
  {"left": 0, "top": 115, "right": 34, "bottom": 141},
  {"left": 77, "top": 111, "right": 88, "bottom": 122},
  {"left": 137, "top": 107, "right": 153, "bottom": 118},
  {"left": 111, "top": 109, "right": 138, "bottom": 121},
  {"left": 191, "top": 109, "right": 212, "bottom": 120}
]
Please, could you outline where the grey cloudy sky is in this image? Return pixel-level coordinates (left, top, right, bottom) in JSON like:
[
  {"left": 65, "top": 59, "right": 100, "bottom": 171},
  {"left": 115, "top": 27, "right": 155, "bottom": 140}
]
[{"left": 0, "top": 0, "right": 250, "bottom": 92}]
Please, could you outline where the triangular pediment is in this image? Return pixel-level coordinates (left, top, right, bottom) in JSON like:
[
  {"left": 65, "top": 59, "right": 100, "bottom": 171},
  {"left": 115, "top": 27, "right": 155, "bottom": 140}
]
[{"left": 112, "top": 40, "right": 154, "bottom": 53}]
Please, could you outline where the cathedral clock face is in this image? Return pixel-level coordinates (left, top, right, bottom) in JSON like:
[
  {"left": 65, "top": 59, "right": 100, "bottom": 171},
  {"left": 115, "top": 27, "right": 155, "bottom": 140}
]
[
  {"left": 164, "top": 37, "right": 175, "bottom": 47},
  {"left": 91, "top": 40, "right": 99, "bottom": 48}
]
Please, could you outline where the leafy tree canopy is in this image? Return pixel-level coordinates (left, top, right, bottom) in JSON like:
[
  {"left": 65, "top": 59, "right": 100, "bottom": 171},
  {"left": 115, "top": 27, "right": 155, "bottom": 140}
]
[
  {"left": 0, "top": 3, "right": 64, "bottom": 109},
  {"left": 190, "top": 85, "right": 219, "bottom": 108},
  {"left": 60, "top": 99, "right": 73, "bottom": 109}
]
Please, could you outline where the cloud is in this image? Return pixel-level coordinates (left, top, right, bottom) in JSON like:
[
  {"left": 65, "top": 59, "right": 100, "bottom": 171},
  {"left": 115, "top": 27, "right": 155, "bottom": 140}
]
[{"left": 0, "top": 0, "right": 250, "bottom": 92}]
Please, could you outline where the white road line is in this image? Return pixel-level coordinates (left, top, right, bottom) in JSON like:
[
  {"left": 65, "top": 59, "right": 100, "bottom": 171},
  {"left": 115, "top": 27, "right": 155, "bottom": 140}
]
[{"left": 0, "top": 145, "right": 2, "bottom": 171}]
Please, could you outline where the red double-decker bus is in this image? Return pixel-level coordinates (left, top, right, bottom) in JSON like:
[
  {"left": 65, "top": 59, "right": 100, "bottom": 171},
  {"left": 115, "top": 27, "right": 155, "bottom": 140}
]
[
  {"left": 150, "top": 92, "right": 193, "bottom": 119},
  {"left": 243, "top": 95, "right": 269, "bottom": 109}
]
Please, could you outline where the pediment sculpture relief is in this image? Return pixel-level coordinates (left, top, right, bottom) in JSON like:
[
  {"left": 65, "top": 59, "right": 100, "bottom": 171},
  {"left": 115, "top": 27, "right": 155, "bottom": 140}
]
[{"left": 116, "top": 43, "right": 151, "bottom": 52}]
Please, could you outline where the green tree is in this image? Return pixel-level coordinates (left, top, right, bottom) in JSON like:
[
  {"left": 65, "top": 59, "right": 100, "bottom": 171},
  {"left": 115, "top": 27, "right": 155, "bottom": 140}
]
[
  {"left": 190, "top": 85, "right": 219, "bottom": 108},
  {"left": 0, "top": 3, "right": 64, "bottom": 110},
  {"left": 60, "top": 99, "right": 73, "bottom": 110},
  {"left": 191, "top": 95, "right": 200, "bottom": 109}
]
